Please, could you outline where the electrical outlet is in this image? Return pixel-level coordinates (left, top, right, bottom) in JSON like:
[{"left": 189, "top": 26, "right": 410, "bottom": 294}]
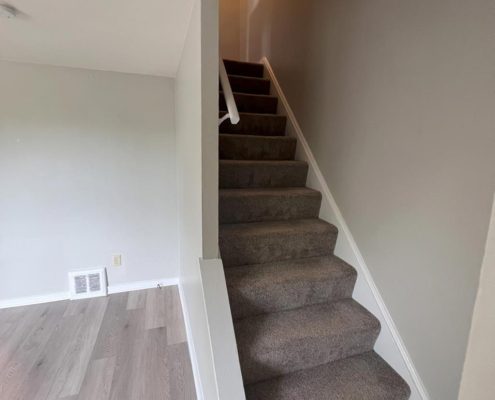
[{"left": 112, "top": 254, "right": 122, "bottom": 267}]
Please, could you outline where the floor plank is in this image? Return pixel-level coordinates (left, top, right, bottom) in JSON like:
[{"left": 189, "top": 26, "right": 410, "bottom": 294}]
[
  {"left": 49, "top": 296, "right": 109, "bottom": 398},
  {"left": 91, "top": 293, "right": 129, "bottom": 360},
  {"left": 77, "top": 357, "right": 116, "bottom": 400},
  {"left": 126, "top": 290, "right": 147, "bottom": 311},
  {"left": 0, "top": 302, "right": 67, "bottom": 399},
  {"left": 0, "top": 286, "right": 196, "bottom": 400},
  {"left": 168, "top": 342, "right": 197, "bottom": 400}
]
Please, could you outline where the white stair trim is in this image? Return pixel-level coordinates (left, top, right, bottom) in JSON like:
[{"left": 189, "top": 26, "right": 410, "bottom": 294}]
[
  {"left": 178, "top": 281, "right": 206, "bottom": 400},
  {"left": 261, "top": 56, "right": 430, "bottom": 400}
]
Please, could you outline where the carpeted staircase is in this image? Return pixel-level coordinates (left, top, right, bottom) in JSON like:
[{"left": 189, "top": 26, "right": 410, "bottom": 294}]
[{"left": 218, "top": 59, "right": 411, "bottom": 400}]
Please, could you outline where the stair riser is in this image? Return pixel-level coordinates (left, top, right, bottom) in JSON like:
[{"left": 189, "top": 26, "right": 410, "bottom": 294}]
[
  {"left": 238, "top": 326, "right": 379, "bottom": 385},
  {"left": 220, "top": 93, "right": 278, "bottom": 114},
  {"left": 220, "top": 162, "right": 308, "bottom": 189},
  {"left": 219, "top": 135, "right": 297, "bottom": 161},
  {"left": 220, "top": 112, "right": 287, "bottom": 136},
  {"left": 219, "top": 192, "right": 321, "bottom": 223},
  {"left": 220, "top": 227, "right": 337, "bottom": 268},
  {"left": 224, "top": 60, "right": 265, "bottom": 78},
  {"left": 227, "top": 76, "right": 271, "bottom": 95},
  {"left": 244, "top": 352, "right": 412, "bottom": 400},
  {"left": 227, "top": 274, "right": 356, "bottom": 319}
]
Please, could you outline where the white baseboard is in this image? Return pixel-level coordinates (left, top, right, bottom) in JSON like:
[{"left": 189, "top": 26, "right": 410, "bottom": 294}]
[
  {"left": 178, "top": 281, "right": 205, "bottom": 400},
  {"left": 0, "top": 277, "right": 178, "bottom": 309},
  {"left": 107, "top": 277, "right": 178, "bottom": 294},
  {"left": 0, "top": 292, "right": 70, "bottom": 309},
  {"left": 261, "top": 56, "right": 430, "bottom": 400}
]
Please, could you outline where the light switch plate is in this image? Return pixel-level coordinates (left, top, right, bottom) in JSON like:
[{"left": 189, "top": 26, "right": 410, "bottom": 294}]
[{"left": 112, "top": 254, "right": 122, "bottom": 267}]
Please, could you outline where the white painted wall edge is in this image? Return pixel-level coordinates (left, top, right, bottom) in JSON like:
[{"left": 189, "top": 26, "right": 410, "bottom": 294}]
[
  {"left": 178, "top": 280, "right": 206, "bottom": 400},
  {"left": 200, "top": 258, "right": 245, "bottom": 400},
  {"left": 261, "top": 56, "right": 430, "bottom": 400},
  {"left": 107, "top": 277, "right": 179, "bottom": 294},
  {"left": 178, "top": 258, "right": 245, "bottom": 400},
  {"left": 0, "top": 277, "right": 179, "bottom": 309}
]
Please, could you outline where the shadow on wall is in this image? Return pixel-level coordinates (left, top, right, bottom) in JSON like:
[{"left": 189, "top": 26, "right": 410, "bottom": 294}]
[{"left": 245, "top": 0, "right": 344, "bottom": 127}]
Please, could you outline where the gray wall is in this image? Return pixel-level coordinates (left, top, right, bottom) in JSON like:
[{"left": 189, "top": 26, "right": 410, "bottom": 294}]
[
  {"left": 241, "top": 0, "right": 495, "bottom": 398},
  {"left": 0, "top": 61, "right": 178, "bottom": 300}
]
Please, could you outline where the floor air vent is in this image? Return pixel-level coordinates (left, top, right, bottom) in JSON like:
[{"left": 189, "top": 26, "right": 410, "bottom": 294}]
[{"left": 68, "top": 268, "right": 107, "bottom": 299}]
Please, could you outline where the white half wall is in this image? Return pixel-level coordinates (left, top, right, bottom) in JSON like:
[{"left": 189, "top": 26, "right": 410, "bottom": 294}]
[
  {"left": 175, "top": 0, "right": 224, "bottom": 398},
  {"left": 0, "top": 61, "right": 178, "bottom": 301}
]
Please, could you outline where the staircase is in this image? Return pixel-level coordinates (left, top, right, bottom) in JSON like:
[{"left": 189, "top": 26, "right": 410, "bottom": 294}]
[{"left": 218, "top": 59, "right": 411, "bottom": 400}]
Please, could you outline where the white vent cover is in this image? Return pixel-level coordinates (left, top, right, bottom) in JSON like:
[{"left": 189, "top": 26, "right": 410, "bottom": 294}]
[{"left": 68, "top": 268, "right": 107, "bottom": 300}]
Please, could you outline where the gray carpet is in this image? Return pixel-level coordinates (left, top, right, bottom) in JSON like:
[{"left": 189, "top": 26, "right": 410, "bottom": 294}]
[
  {"left": 219, "top": 59, "right": 410, "bottom": 399},
  {"left": 219, "top": 134, "right": 297, "bottom": 161}
]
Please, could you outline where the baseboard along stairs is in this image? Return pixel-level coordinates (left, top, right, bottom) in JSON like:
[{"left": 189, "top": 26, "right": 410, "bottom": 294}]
[{"left": 218, "top": 59, "right": 411, "bottom": 399}]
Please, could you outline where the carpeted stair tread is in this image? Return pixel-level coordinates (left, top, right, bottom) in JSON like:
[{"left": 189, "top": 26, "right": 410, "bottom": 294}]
[
  {"left": 219, "top": 160, "right": 308, "bottom": 189},
  {"left": 244, "top": 351, "right": 411, "bottom": 400},
  {"left": 220, "top": 92, "right": 278, "bottom": 114},
  {"left": 219, "top": 218, "right": 337, "bottom": 267},
  {"left": 219, "top": 134, "right": 297, "bottom": 161},
  {"left": 219, "top": 112, "right": 287, "bottom": 136},
  {"left": 219, "top": 187, "right": 321, "bottom": 223},
  {"left": 235, "top": 299, "right": 381, "bottom": 384},
  {"left": 227, "top": 75, "right": 271, "bottom": 95},
  {"left": 226, "top": 255, "right": 357, "bottom": 319},
  {"left": 224, "top": 59, "right": 265, "bottom": 78}
]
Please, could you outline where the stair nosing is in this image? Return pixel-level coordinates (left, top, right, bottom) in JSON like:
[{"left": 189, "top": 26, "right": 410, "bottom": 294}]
[
  {"left": 219, "top": 187, "right": 321, "bottom": 196},
  {"left": 228, "top": 74, "right": 270, "bottom": 82},
  {"left": 219, "top": 218, "right": 336, "bottom": 233},
  {"left": 223, "top": 58, "right": 264, "bottom": 67},
  {"left": 234, "top": 295, "right": 369, "bottom": 326},
  {"left": 220, "top": 159, "right": 307, "bottom": 166},
  {"left": 219, "top": 90, "right": 277, "bottom": 100},
  {"left": 244, "top": 351, "right": 411, "bottom": 399},
  {"left": 219, "top": 133, "right": 295, "bottom": 140},
  {"left": 219, "top": 111, "right": 284, "bottom": 118},
  {"left": 226, "top": 255, "right": 357, "bottom": 305}
]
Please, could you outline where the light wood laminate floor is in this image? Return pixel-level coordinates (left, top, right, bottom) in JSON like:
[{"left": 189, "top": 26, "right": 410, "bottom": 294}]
[{"left": 0, "top": 286, "right": 196, "bottom": 400}]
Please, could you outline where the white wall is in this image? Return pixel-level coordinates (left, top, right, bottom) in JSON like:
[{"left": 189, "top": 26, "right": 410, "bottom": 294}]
[
  {"left": 237, "top": 1, "right": 495, "bottom": 399},
  {"left": 458, "top": 195, "right": 495, "bottom": 400},
  {"left": 175, "top": 0, "right": 219, "bottom": 398},
  {"left": 0, "top": 61, "right": 178, "bottom": 301}
]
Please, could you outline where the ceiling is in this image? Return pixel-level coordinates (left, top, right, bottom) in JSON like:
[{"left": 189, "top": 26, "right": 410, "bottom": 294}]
[{"left": 0, "top": 0, "right": 195, "bottom": 77}]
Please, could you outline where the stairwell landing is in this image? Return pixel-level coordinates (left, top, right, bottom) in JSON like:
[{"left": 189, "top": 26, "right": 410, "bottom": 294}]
[{"left": 218, "top": 59, "right": 411, "bottom": 400}]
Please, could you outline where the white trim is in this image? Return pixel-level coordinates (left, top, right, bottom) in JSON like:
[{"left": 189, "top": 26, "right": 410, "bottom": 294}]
[
  {"left": 178, "top": 281, "right": 205, "bottom": 400},
  {"left": 0, "top": 292, "right": 70, "bottom": 309},
  {"left": 0, "top": 277, "right": 179, "bottom": 309},
  {"left": 200, "top": 258, "right": 245, "bottom": 400},
  {"left": 107, "top": 277, "right": 178, "bottom": 294},
  {"left": 261, "top": 56, "right": 430, "bottom": 400}
]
